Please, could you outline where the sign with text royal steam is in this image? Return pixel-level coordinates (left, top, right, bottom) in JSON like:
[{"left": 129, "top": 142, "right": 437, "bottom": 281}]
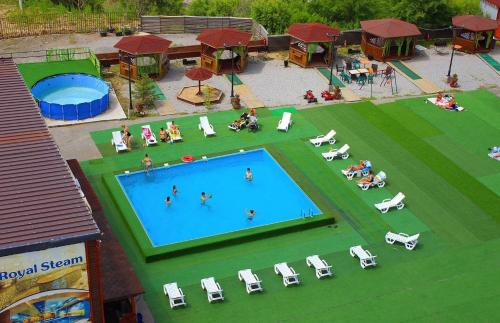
[{"left": 0, "top": 243, "right": 91, "bottom": 323}]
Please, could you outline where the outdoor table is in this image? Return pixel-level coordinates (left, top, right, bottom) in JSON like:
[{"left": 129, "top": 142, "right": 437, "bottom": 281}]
[
  {"left": 357, "top": 68, "right": 369, "bottom": 74},
  {"left": 349, "top": 69, "right": 360, "bottom": 80}
]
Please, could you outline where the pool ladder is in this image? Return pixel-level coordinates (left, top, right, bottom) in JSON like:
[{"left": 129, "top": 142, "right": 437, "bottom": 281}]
[{"left": 302, "top": 209, "right": 314, "bottom": 218}]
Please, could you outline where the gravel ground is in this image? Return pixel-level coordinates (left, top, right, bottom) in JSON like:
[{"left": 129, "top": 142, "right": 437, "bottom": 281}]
[
  {"left": 0, "top": 33, "right": 200, "bottom": 54},
  {"left": 156, "top": 60, "right": 233, "bottom": 114},
  {"left": 405, "top": 46, "right": 500, "bottom": 91},
  {"left": 238, "top": 58, "right": 331, "bottom": 107}
]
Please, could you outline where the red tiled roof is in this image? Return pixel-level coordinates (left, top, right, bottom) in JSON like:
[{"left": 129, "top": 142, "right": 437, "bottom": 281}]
[
  {"left": 287, "top": 23, "right": 340, "bottom": 43},
  {"left": 0, "top": 58, "right": 100, "bottom": 256},
  {"left": 197, "top": 28, "right": 252, "bottom": 48},
  {"left": 453, "top": 15, "right": 498, "bottom": 32},
  {"left": 67, "top": 160, "right": 143, "bottom": 302},
  {"left": 361, "top": 18, "right": 421, "bottom": 38},
  {"left": 114, "top": 35, "right": 172, "bottom": 55}
]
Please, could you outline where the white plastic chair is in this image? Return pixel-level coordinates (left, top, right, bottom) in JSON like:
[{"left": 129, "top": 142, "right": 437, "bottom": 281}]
[
  {"left": 309, "top": 130, "right": 336, "bottom": 147},
  {"left": 274, "top": 262, "right": 300, "bottom": 286},
  {"left": 306, "top": 255, "right": 333, "bottom": 279},
  {"left": 375, "top": 192, "right": 405, "bottom": 213},
  {"left": 163, "top": 282, "right": 186, "bottom": 309},
  {"left": 322, "top": 144, "right": 350, "bottom": 161},
  {"left": 201, "top": 277, "right": 224, "bottom": 303},
  {"left": 385, "top": 232, "right": 420, "bottom": 250},
  {"left": 277, "top": 112, "right": 292, "bottom": 132},
  {"left": 238, "top": 269, "right": 263, "bottom": 294},
  {"left": 349, "top": 245, "right": 377, "bottom": 269},
  {"left": 199, "top": 116, "right": 216, "bottom": 137}
]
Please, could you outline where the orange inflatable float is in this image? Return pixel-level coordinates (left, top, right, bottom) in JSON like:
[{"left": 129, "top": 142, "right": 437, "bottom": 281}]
[{"left": 181, "top": 155, "right": 193, "bottom": 162}]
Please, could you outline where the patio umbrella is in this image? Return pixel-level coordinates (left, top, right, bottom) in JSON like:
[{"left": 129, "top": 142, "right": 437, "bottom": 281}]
[{"left": 185, "top": 67, "right": 213, "bottom": 95}]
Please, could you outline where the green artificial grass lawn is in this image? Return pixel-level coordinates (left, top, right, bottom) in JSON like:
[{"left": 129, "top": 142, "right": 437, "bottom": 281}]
[
  {"left": 17, "top": 59, "right": 100, "bottom": 88},
  {"left": 81, "top": 89, "right": 500, "bottom": 322}
]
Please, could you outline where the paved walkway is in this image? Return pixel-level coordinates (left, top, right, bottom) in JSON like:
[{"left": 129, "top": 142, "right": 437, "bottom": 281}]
[
  {"left": 388, "top": 61, "right": 442, "bottom": 94},
  {"left": 234, "top": 84, "right": 265, "bottom": 108}
]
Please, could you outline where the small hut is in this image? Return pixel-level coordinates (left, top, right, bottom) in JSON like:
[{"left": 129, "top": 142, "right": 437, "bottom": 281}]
[
  {"left": 287, "top": 23, "right": 340, "bottom": 68},
  {"left": 360, "top": 19, "right": 421, "bottom": 62},
  {"left": 197, "top": 28, "right": 252, "bottom": 75},
  {"left": 114, "top": 34, "right": 172, "bottom": 80},
  {"left": 452, "top": 15, "right": 498, "bottom": 53}
]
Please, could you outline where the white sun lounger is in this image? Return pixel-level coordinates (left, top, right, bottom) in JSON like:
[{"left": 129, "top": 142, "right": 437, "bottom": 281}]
[
  {"left": 201, "top": 277, "right": 224, "bottom": 303},
  {"left": 349, "top": 245, "right": 377, "bottom": 269},
  {"left": 385, "top": 232, "right": 420, "bottom": 250},
  {"left": 238, "top": 269, "right": 263, "bottom": 294},
  {"left": 198, "top": 116, "right": 216, "bottom": 137},
  {"left": 163, "top": 282, "right": 186, "bottom": 309},
  {"left": 277, "top": 112, "right": 292, "bottom": 132},
  {"left": 322, "top": 144, "right": 350, "bottom": 161},
  {"left": 274, "top": 262, "right": 300, "bottom": 286},
  {"left": 306, "top": 255, "right": 333, "bottom": 279},
  {"left": 309, "top": 130, "right": 336, "bottom": 147},
  {"left": 141, "top": 125, "right": 157, "bottom": 146},
  {"left": 111, "top": 131, "right": 128, "bottom": 153},
  {"left": 375, "top": 192, "right": 405, "bottom": 213},
  {"left": 166, "top": 121, "right": 183, "bottom": 142}
]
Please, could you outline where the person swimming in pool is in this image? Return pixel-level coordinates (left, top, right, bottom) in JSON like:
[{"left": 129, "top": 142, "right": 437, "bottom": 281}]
[
  {"left": 201, "top": 192, "right": 212, "bottom": 205},
  {"left": 142, "top": 154, "right": 152, "bottom": 174},
  {"left": 165, "top": 196, "right": 171, "bottom": 206},
  {"left": 245, "top": 168, "right": 253, "bottom": 181},
  {"left": 245, "top": 209, "right": 256, "bottom": 220},
  {"left": 172, "top": 185, "right": 177, "bottom": 196}
]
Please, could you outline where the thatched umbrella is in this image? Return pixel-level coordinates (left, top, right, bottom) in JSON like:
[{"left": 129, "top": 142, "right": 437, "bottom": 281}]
[{"left": 185, "top": 67, "right": 213, "bottom": 95}]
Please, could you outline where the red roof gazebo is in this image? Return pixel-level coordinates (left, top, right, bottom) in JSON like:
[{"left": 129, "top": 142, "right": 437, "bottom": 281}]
[
  {"left": 114, "top": 34, "right": 172, "bottom": 80},
  {"left": 287, "top": 23, "right": 341, "bottom": 68},
  {"left": 197, "top": 28, "right": 252, "bottom": 75},
  {"left": 360, "top": 19, "right": 421, "bottom": 62},
  {"left": 452, "top": 15, "right": 498, "bottom": 53}
]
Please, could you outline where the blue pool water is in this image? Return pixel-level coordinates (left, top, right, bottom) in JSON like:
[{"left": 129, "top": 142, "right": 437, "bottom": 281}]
[{"left": 117, "top": 149, "right": 321, "bottom": 247}]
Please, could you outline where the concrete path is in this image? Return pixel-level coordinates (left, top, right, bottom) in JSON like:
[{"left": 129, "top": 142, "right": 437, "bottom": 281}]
[
  {"left": 234, "top": 84, "right": 265, "bottom": 108},
  {"left": 388, "top": 61, "right": 442, "bottom": 94}
]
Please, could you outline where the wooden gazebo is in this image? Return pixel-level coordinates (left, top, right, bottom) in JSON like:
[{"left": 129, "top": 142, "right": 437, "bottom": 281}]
[
  {"left": 287, "top": 23, "right": 340, "bottom": 68},
  {"left": 197, "top": 28, "right": 252, "bottom": 75},
  {"left": 361, "top": 19, "right": 421, "bottom": 62},
  {"left": 114, "top": 34, "right": 172, "bottom": 80},
  {"left": 452, "top": 15, "right": 498, "bottom": 53}
]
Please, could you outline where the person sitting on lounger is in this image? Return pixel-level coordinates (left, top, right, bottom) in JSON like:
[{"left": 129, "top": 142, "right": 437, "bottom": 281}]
[
  {"left": 122, "top": 130, "right": 133, "bottom": 150},
  {"left": 142, "top": 154, "right": 152, "bottom": 174},
  {"left": 344, "top": 160, "right": 366, "bottom": 173},
  {"left": 249, "top": 108, "right": 257, "bottom": 117},
  {"left": 159, "top": 127, "right": 169, "bottom": 142},
  {"left": 248, "top": 115, "right": 258, "bottom": 131},
  {"left": 169, "top": 121, "right": 180, "bottom": 135},
  {"left": 436, "top": 91, "right": 444, "bottom": 103},
  {"left": 357, "top": 171, "right": 374, "bottom": 185},
  {"left": 445, "top": 98, "right": 460, "bottom": 111}
]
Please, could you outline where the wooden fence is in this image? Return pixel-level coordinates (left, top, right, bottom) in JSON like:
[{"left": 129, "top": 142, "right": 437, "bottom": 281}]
[
  {"left": 141, "top": 16, "right": 254, "bottom": 34},
  {"left": 0, "top": 12, "right": 139, "bottom": 39}
]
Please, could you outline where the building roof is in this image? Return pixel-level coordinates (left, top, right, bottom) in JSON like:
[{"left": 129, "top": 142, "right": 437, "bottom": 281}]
[
  {"left": 197, "top": 28, "right": 252, "bottom": 48},
  {"left": 67, "top": 160, "right": 143, "bottom": 302},
  {"left": 287, "top": 23, "right": 340, "bottom": 43},
  {"left": 361, "top": 18, "right": 422, "bottom": 38},
  {"left": 114, "top": 34, "right": 172, "bottom": 55},
  {"left": 452, "top": 15, "right": 498, "bottom": 32},
  {"left": 0, "top": 58, "right": 100, "bottom": 257}
]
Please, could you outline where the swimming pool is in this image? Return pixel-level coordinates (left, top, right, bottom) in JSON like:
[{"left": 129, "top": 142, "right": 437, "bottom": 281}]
[
  {"left": 31, "top": 74, "right": 109, "bottom": 120},
  {"left": 117, "top": 149, "right": 321, "bottom": 247}
]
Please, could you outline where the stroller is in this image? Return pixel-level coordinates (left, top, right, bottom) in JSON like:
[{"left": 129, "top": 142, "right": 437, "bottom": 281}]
[
  {"left": 228, "top": 112, "right": 250, "bottom": 132},
  {"left": 248, "top": 115, "right": 259, "bottom": 132},
  {"left": 357, "top": 171, "right": 386, "bottom": 191},
  {"left": 303, "top": 90, "right": 318, "bottom": 103},
  {"left": 342, "top": 160, "right": 372, "bottom": 181}
]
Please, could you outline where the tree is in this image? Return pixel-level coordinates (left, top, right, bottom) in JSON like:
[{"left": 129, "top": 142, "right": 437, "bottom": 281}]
[
  {"left": 251, "top": 0, "right": 291, "bottom": 34},
  {"left": 186, "top": 0, "right": 239, "bottom": 16},
  {"left": 392, "top": 0, "right": 453, "bottom": 29},
  {"left": 133, "top": 75, "right": 159, "bottom": 113}
]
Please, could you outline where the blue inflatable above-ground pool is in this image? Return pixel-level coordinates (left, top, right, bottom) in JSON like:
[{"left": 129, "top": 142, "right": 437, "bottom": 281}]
[{"left": 31, "top": 73, "right": 109, "bottom": 120}]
